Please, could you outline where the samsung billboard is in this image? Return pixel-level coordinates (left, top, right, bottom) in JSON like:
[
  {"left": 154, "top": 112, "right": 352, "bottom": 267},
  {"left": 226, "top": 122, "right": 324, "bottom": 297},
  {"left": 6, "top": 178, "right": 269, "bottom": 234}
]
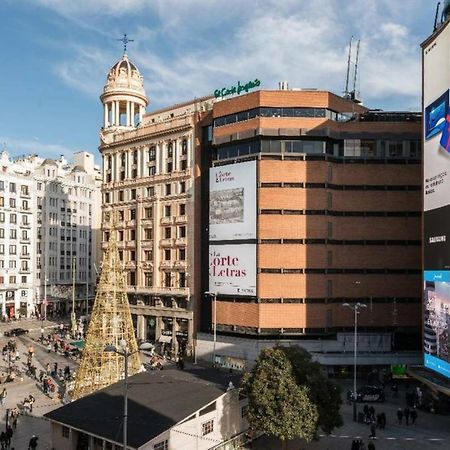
[
  {"left": 209, "top": 160, "right": 256, "bottom": 242},
  {"left": 423, "top": 22, "right": 450, "bottom": 379},
  {"left": 209, "top": 244, "right": 257, "bottom": 296}
]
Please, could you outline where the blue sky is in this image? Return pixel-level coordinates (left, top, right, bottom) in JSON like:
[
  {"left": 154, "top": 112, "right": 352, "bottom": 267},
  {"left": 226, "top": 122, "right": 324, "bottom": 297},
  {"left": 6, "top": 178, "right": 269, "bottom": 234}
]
[{"left": 0, "top": 0, "right": 435, "bottom": 163}]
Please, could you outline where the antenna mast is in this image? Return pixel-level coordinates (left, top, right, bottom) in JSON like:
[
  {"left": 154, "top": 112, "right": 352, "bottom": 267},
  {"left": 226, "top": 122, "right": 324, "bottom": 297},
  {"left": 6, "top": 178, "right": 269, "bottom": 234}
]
[
  {"left": 352, "top": 39, "right": 361, "bottom": 100},
  {"left": 435, "top": 2, "right": 441, "bottom": 31},
  {"left": 344, "top": 36, "right": 353, "bottom": 98}
]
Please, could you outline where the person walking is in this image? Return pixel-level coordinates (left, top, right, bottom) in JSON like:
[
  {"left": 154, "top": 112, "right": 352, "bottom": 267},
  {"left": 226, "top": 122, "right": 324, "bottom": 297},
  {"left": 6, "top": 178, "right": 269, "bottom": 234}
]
[
  {"left": 368, "top": 441, "right": 375, "bottom": 450},
  {"left": 369, "top": 421, "right": 377, "bottom": 439},
  {"left": 28, "top": 434, "right": 38, "bottom": 450},
  {"left": 397, "top": 407, "right": 403, "bottom": 425},
  {"left": 404, "top": 407, "right": 410, "bottom": 426},
  {"left": 0, "top": 431, "right": 6, "bottom": 450},
  {"left": 0, "top": 388, "right": 7, "bottom": 406},
  {"left": 5, "top": 425, "right": 13, "bottom": 448},
  {"left": 411, "top": 408, "right": 418, "bottom": 424}
]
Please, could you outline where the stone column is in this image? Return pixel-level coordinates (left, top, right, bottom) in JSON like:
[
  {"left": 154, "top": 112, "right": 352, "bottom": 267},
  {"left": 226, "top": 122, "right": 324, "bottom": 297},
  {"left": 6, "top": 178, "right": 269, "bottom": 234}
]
[
  {"left": 126, "top": 102, "right": 131, "bottom": 127},
  {"left": 172, "top": 318, "right": 179, "bottom": 356},
  {"left": 115, "top": 101, "right": 120, "bottom": 126},
  {"left": 103, "top": 103, "right": 109, "bottom": 128},
  {"left": 187, "top": 317, "right": 194, "bottom": 356},
  {"left": 131, "top": 102, "right": 135, "bottom": 126},
  {"left": 137, "top": 315, "right": 146, "bottom": 341},
  {"left": 155, "top": 316, "right": 162, "bottom": 342}
]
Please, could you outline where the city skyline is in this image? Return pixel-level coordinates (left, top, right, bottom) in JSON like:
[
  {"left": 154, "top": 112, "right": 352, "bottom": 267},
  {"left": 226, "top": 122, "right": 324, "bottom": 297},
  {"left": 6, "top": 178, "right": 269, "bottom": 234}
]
[{"left": 1, "top": 0, "right": 434, "bottom": 162}]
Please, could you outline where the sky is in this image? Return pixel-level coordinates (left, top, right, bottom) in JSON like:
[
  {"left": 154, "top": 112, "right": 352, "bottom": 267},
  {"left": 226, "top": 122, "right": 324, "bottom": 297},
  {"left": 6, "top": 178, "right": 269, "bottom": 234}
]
[{"left": 0, "top": 0, "right": 437, "bottom": 163}]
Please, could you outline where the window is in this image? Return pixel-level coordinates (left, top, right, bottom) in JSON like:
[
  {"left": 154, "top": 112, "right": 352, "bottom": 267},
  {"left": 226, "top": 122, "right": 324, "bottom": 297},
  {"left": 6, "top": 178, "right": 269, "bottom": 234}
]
[
  {"left": 148, "top": 166, "right": 156, "bottom": 176},
  {"left": 0, "top": 197, "right": 3, "bottom": 207},
  {"left": 149, "top": 146, "right": 156, "bottom": 160},
  {"left": 167, "top": 162, "right": 173, "bottom": 172},
  {"left": 165, "top": 184, "right": 171, "bottom": 195},
  {"left": 21, "top": 185, "right": 29, "bottom": 196},
  {"left": 164, "top": 205, "right": 171, "bottom": 217},
  {"left": 0, "top": 213, "right": 4, "bottom": 223},
  {"left": 130, "top": 209, "right": 136, "bottom": 220},
  {"left": 119, "top": 190, "right": 124, "bottom": 201},
  {"left": 179, "top": 248, "right": 186, "bottom": 260},
  {"left": 121, "top": 153, "right": 126, "bottom": 167},
  {"left": 130, "top": 229, "right": 136, "bottom": 241},
  {"left": 241, "top": 405, "right": 249, "bottom": 418},
  {"left": 104, "top": 193, "right": 110, "bottom": 203},
  {"left": 133, "top": 150, "right": 138, "bottom": 164},
  {"left": 130, "top": 189, "right": 136, "bottom": 200},
  {"left": 144, "top": 272, "right": 153, "bottom": 287},
  {"left": 179, "top": 204, "right": 186, "bottom": 216},
  {"left": 168, "top": 142, "right": 173, "bottom": 158},
  {"left": 164, "top": 249, "right": 171, "bottom": 260},
  {"left": 10, "top": 229, "right": 17, "bottom": 239},
  {"left": 9, "top": 276, "right": 16, "bottom": 284},
  {"left": 144, "top": 250, "right": 152, "bottom": 260},
  {"left": 10, "top": 213, "right": 16, "bottom": 224},
  {"left": 62, "top": 426, "right": 70, "bottom": 438},
  {"left": 9, "top": 183, "right": 16, "bottom": 193},
  {"left": 181, "top": 160, "right": 187, "bottom": 170},
  {"left": 0, "top": 244, "right": 4, "bottom": 254},
  {"left": 153, "top": 441, "right": 168, "bottom": 450},
  {"left": 144, "top": 228, "right": 153, "bottom": 240},
  {"left": 202, "top": 419, "right": 214, "bottom": 436},
  {"left": 179, "top": 226, "right": 186, "bottom": 238},
  {"left": 9, "top": 245, "right": 16, "bottom": 254},
  {"left": 130, "top": 250, "right": 136, "bottom": 261},
  {"left": 179, "top": 272, "right": 186, "bottom": 287},
  {"left": 118, "top": 230, "right": 124, "bottom": 241},
  {"left": 164, "top": 272, "right": 172, "bottom": 287},
  {"left": 129, "top": 271, "right": 136, "bottom": 285},
  {"left": 9, "top": 198, "right": 16, "bottom": 208},
  {"left": 182, "top": 139, "right": 188, "bottom": 155},
  {"left": 147, "top": 186, "right": 155, "bottom": 196},
  {"left": 0, "top": 228, "right": 3, "bottom": 238},
  {"left": 144, "top": 207, "right": 153, "bottom": 219},
  {"left": 180, "top": 182, "right": 186, "bottom": 194},
  {"left": 164, "top": 227, "right": 171, "bottom": 239}
]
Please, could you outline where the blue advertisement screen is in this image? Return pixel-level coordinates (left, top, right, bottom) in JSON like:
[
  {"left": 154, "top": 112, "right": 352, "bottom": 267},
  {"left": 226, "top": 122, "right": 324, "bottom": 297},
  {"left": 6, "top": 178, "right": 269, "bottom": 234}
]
[
  {"left": 424, "top": 271, "right": 450, "bottom": 378},
  {"left": 425, "top": 91, "right": 449, "bottom": 140}
]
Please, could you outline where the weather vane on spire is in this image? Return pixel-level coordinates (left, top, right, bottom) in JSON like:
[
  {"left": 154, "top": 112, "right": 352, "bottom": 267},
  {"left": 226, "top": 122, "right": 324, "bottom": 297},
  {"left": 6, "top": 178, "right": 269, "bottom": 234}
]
[{"left": 117, "top": 33, "right": 134, "bottom": 55}]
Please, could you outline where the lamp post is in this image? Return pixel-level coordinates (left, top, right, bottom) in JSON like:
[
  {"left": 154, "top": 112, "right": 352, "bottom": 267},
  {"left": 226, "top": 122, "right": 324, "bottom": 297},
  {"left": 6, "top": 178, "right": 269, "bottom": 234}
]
[
  {"left": 205, "top": 292, "right": 217, "bottom": 366},
  {"left": 104, "top": 342, "right": 139, "bottom": 450},
  {"left": 342, "top": 302, "right": 367, "bottom": 422}
]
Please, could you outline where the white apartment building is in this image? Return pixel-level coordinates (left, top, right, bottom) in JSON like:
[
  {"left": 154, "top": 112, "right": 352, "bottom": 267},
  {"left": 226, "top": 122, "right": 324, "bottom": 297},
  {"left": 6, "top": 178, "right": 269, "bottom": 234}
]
[{"left": 0, "top": 151, "right": 102, "bottom": 318}]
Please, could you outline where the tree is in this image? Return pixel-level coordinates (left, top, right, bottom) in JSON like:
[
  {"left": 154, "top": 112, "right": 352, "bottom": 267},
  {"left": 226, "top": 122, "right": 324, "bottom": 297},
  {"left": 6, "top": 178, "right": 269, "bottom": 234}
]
[
  {"left": 242, "top": 347, "right": 318, "bottom": 449},
  {"left": 281, "top": 346, "right": 343, "bottom": 434}
]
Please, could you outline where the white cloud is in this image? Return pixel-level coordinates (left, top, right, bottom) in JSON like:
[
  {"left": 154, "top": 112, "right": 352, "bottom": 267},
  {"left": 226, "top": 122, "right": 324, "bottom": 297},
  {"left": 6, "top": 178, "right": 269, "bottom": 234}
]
[
  {"left": 0, "top": 136, "right": 76, "bottom": 160},
  {"left": 47, "top": 0, "right": 424, "bottom": 110}
]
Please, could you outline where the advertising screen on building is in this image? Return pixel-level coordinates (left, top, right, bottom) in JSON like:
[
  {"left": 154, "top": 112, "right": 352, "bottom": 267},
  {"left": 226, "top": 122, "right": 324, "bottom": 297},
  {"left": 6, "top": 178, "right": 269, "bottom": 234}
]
[
  {"left": 209, "top": 244, "right": 256, "bottom": 296},
  {"left": 424, "top": 271, "right": 450, "bottom": 378},
  {"left": 209, "top": 160, "right": 256, "bottom": 241},
  {"left": 424, "top": 25, "right": 450, "bottom": 212}
]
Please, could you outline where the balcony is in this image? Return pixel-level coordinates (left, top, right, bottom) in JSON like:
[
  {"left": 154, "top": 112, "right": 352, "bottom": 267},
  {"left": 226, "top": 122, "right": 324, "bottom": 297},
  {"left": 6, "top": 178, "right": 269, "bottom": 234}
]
[
  {"left": 175, "top": 215, "right": 188, "bottom": 225},
  {"left": 174, "top": 261, "right": 187, "bottom": 269},
  {"left": 174, "top": 237, "right": 187, "bottom": 247},
  {"left": 125, "top": 261, "right": 136, "bottom": 268},
  {"left": 20, "top": 237, "right": 30, "bottom": 243},
  {"left": 20, "top": 191, "right": 31, "bottom": 199},
  {"left": 141, "top": 261, "right": 153, "bottom": 269},
  {"left": 160, "top": 261, "right": 173, "bottom": 269},
  {"left": 125, "top": 240, "right": 136, "bottom": 248},
  {"left": 141, "top": 218, "right": 153, "bottom": 226},
  {"left": 141, "top": 240, "right": 153, "bottom": 247},
  {"left": 19, "top": 268, "right": 31, "bottom": 274},
  {"left": 126, "top": 220, "right": 136, "bottom": 227},
  {"left": 160, "top": 238, "right": 174, "bottom": 247},
  {"left": 20, "top": 207, "right": 32, "bottom": 213},
  {"left": 20, "top": 253, "right": 31, "bottom": 259},
  {"left": 160, "top": 217, "right": 173, "bottom": 225},
  {"left": 20, "top": 222, "right": 31, "bottom": 229}
]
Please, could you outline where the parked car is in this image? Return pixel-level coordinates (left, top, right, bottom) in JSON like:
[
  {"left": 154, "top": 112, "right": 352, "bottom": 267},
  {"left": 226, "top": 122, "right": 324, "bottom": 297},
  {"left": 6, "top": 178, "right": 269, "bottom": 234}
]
[
  {"left": 4, "top": 328, "right": 29, "bottom": 337},
  {"left": 353, "top": 385, "right": 385, "bottom": 402}
]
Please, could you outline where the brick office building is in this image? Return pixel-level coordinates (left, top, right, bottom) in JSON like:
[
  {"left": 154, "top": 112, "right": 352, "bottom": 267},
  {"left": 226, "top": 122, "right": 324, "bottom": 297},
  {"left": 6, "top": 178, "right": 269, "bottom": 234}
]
[{"left": 198, "top": 89, "right": 422, "bottom": 372}]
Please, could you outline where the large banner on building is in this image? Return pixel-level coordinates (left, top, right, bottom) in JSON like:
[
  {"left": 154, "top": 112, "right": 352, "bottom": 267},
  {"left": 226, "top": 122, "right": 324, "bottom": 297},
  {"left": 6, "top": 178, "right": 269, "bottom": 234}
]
[
  {"left": 209, "top": 160, "right": 256, "bottom": 241},
  {"left": 209, "top": 244, "right": 256, "bottom": 296},
  {"left": 424, "top": 271, "right": 450, "bottom": 378},
  {"left": 424, "top": 26, "right": 450, "bottom": 212}
]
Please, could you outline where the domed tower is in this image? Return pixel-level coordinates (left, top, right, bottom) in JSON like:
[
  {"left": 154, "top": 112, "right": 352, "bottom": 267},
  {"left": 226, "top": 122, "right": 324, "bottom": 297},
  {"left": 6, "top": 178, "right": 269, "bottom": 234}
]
[{"left": 100, "top": 51, "right": 148, "bottom": 136}]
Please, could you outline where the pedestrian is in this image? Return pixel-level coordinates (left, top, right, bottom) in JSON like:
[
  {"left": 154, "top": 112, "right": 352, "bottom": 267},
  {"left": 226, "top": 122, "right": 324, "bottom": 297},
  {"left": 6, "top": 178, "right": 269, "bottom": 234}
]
[
  {"left": 28, "top": 394, "right": 35, "bottom": 413},
  {"left": 391, "top": 383, "right": 398, "bottom": 398},
  {"left": 0, "top": 431, "right": 6, "bottom": 450},
  {"left": 397, "top": 407, "right": 403, "bottom": 425},
  {"left": 0, "top": 388, "right": 7, "bottom": 406},
  {"left": 351, "top": 438, "right": 358, "bottom": 450},
  {"left": 5, "top": 425, "right": 13, "bottom": 448},
  {"left": 368, "top": 441, "right": 375, "bottom": 450},
  {"left": 380, "top": 412, "right": 386, "bottom": 429},
  {"left": 369, "top": 421, "right": 376, "bottom": 439},
  {"left": 404, "top": 407, "right": 410, "bottom": 426},
  {"left": 411, "top": 408, "right": 417, "bottom": 424},
  {"left": 12, "top": 410, "right": 18, "bottom": 430},
  {"left": 28, "top": 434, "right": 38, "bottom": 450}
]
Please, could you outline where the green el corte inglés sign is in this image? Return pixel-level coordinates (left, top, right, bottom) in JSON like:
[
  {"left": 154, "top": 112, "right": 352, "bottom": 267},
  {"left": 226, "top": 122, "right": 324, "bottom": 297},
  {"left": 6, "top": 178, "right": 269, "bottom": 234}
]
[{"left": 214, "top": 78, "right": 261, "bottom": 99}]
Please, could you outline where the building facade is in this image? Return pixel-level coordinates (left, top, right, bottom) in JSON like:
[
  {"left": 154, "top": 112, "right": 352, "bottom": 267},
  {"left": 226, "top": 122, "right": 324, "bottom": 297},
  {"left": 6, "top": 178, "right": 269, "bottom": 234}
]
[
  {"left": 199, "top": 89, "right": 422, "bottom": 370},
  {"left": 0, "top": 151, "right": 102, "bottom": 318},
  {"left": 99, "top": 52, "right": 213, "bottom": 354}
]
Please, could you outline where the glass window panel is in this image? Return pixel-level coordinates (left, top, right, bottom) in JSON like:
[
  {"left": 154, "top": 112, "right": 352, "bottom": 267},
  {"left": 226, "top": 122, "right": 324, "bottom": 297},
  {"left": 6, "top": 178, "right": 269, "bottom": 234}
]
[
  {"left": 282, "top": 108, "right": 294, "bottom": 117},
  {"left": 248, "top": 109, "right": 258, "bottom": 119},
  {"left": 269, "top": 140, "right": 282, "bottom": 153},
  {"left": 314, "top": 108, "right": 326, "bottom": 117},
  {"left": 225, "top": 114, "right": 237, "bottom": 125},
  {"left": 237, "top": 111, "right": 249, "bottom": 121}
]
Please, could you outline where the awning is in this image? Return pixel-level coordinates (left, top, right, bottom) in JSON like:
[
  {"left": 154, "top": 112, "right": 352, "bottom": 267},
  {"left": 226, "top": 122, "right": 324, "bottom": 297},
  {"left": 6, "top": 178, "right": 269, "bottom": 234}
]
[{"left": 158, "top": 335, "right": 172, "bottom": 343}]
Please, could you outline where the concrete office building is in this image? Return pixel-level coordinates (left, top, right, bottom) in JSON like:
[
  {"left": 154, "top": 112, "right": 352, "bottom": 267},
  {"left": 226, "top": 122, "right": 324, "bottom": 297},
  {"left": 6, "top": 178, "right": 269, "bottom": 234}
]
[
  {"left": 199, "top": 88, "right": 422, "bottom": 372},
  {"left": 99, "top": 51, "right": 213, "bottom": 355}
]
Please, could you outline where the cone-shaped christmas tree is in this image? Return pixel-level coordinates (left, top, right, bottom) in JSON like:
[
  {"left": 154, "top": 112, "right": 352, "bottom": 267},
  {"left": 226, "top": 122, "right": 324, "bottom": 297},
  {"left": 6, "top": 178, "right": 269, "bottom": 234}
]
[{"left": 71, "top": 213, "right": 141, "bottom": 400}]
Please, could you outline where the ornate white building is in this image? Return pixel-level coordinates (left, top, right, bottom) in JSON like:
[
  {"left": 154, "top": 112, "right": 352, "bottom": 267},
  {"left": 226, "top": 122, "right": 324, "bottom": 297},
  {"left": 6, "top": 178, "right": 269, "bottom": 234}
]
[
  {"left": 0, "top": 151, "right": 102, "bottom": 318},
  {"left": 100, "top": 51, "right": 213, "bottom": 354}
]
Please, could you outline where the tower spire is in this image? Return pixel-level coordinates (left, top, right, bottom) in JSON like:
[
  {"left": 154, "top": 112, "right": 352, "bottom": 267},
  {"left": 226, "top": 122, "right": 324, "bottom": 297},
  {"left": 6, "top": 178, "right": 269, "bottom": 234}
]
[{"left": 71, "top": 211, "right": 141, "bottom": 400}]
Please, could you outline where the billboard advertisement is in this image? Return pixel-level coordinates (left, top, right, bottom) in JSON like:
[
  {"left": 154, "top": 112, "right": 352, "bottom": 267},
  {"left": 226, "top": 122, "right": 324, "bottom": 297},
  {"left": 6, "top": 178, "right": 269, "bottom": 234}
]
[
  {"left": 424, "top": 25, "right": 450, "bottom": 212},
  {"left": 209, "top": 160, "right": 256, "bottom": 241},
  {"left": 424, "top": 205, "right": 450, "bottom": 269},
  {"left": 424, "top": 271, "right": 450, "bottom": 378},
  {"left": 209, "top": 244, "right": 256, "bottom": 296}
]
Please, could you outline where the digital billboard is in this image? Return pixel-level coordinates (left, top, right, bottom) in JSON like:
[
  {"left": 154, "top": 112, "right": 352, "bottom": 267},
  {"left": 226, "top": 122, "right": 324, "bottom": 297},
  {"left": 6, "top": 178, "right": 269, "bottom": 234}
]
[
  {"left": 424, "top": 205, "right": 450, "bottom": 269},
  {"left": 209, "top": 244, "right": 256, "bottom": 296},
  {"left": 209, "top": 160, "right": 256, "bottom": 241},
  {"left": 424, "top": 25, "right": 450, "bottom": 212},
  {"left": 424, "top": 271, "right": 450, "bottom": 378}
]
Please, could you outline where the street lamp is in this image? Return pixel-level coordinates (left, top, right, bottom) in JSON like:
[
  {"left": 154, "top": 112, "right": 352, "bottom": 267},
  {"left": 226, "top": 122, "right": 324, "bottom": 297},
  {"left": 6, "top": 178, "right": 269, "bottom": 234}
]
[
  {"left": 104, "top": 341, "right": 139, "bottom": 450},
  {"left": 342, "top": 302, "right": 367, "bottom": 422},
  {"left": 205, "top": 291, "right": 217, "bottom": 366}
]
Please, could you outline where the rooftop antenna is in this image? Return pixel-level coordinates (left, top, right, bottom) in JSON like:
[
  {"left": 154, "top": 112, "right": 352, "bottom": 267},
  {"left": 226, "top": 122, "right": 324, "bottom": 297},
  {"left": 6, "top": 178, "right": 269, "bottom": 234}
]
[
  {"left": 351, "top": 39, "right": 361, "bottom": 101},
  {"left": 117, "top": 33, "right": 134, "bottom": 55},
  {"left": 344, "top": 36, "right": 353, "bottom": 98},
  {"left": 435, "top": 2, "right": 441, "bottom": 31}
]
